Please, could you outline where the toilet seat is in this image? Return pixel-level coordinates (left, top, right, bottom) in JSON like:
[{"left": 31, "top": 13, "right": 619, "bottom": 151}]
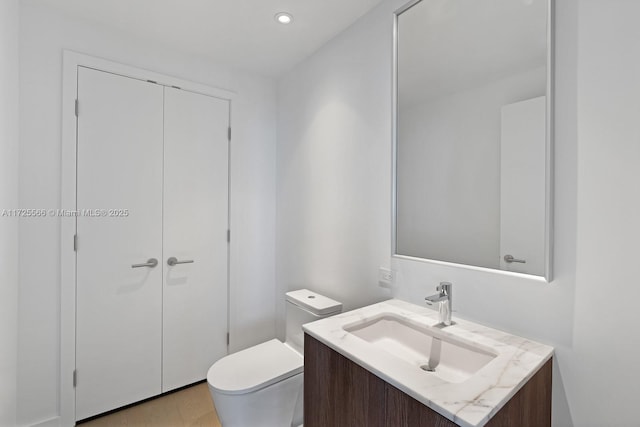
[{"left": 207, "top": 339, "right": 303, "bottom": 396}]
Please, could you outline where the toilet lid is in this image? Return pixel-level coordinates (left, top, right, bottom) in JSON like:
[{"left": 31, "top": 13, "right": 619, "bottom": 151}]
[{"left": 207, "top": 339, "right": 303, "bottom": 395}]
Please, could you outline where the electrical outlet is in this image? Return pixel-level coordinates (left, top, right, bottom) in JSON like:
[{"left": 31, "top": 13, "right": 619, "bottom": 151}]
[{"left": 378, "top": 267, "right": 394, "bottom": 288}]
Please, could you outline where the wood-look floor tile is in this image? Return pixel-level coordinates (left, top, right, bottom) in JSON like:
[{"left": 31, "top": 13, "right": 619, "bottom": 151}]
[{"left": 79, "top": 382, "right": 221, "bottom": 427}]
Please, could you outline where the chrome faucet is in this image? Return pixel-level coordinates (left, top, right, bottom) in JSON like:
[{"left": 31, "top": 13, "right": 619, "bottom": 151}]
[{"left": 425, "top": 282, "right": 452, "bottom": 326}]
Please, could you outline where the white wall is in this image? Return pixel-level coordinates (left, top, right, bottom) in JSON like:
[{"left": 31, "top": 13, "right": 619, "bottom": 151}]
[
  {"left": 567, "top": 1, "right": 640, "bottom": 425},
  {"left": 397, "top": 67, "right": 545, "bottom": 268},
  {"left": 276, "top": 0, "right": 583, "bottom": 425},
  {"left": 18, "top": 2, "right": 277, "bottom": 425},
  {"left": 275, "top": 0, "right": 398, "bottom": 337},
  {"left": 0, "top": 0, "right": 20, "bottom": 426}
]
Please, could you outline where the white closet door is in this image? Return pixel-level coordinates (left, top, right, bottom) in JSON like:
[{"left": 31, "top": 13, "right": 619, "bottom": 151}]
[
  {"left": 500, "top": 96, "right": 546, "bottom": 275},
  {"left": 162, "top": 87, "right": 229, "bottom": 392},
  {"left": 76, "top": 67, "right": 164, "bottom": 420}
]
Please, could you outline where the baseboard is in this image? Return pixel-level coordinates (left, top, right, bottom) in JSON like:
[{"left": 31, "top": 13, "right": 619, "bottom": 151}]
[{"left": 29, "top": 416, "right": 60, "bottom": 427}]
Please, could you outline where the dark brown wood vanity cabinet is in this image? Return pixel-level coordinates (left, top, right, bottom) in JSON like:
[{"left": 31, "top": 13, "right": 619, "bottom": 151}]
[{"left": 304, "top": 334, "right": 551, "bottom": 427}]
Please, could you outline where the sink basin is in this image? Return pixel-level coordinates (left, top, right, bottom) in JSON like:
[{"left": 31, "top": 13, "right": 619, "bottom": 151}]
[{"left": 343, "top": 313, "right": 496, "bottom": 383}]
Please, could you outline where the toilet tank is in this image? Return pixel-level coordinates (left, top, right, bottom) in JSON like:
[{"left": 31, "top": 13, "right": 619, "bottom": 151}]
[{"left": 285, "top": 289, "right": 342, "bottom": 354}]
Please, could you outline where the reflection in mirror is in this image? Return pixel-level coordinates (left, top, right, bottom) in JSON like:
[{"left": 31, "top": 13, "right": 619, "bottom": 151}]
[{"left": 394, "top": 0, "right": 552, "bottom": 278}]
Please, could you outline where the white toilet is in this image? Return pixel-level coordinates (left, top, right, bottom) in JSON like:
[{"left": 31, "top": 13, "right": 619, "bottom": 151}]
[{"left": 207, "top": 289, "right": 342, "bottom": 427}]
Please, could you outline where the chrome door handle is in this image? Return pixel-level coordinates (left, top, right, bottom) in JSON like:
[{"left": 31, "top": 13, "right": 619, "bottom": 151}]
[
  {"left": 131, "top": 258, "right": 158, "bottom": 268},
  {"left": 504, "top": 255, "right": 526, "bottom": 264},
  {"left": 167, "top": 257, "right": 194, "bottom": 266}
]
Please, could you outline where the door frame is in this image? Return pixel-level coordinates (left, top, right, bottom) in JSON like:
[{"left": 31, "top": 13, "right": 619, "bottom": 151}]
[{"left": 61, "top": 51, "right": 234, "bottom": 425}]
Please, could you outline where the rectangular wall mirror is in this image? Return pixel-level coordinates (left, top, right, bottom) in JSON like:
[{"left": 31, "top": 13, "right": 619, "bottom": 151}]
[{"left": 393, "top": 0, "right": 553, "bottom": 280}]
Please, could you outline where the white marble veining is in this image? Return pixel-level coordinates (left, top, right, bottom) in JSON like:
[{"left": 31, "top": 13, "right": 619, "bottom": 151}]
[{"left": 302, "top": 299, "right": 553, "bottom": 427}]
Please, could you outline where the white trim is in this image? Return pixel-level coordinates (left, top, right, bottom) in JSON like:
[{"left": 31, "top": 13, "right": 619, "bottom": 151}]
[
  {"left": 60, "top": 50, "right": 234, "bottom": 425},
  {"left": 60, "top": 50, "right": 78, "bottom": 427},
  {"left": 28, "top": 416, "right": 61, "bottom": 427},
  {"left": 64, "top": 51, "right": 236, "bottom": 100}
]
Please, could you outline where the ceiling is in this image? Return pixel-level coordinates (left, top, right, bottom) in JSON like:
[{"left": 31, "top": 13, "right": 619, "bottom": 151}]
[{"left": 33, "top": 0, "right": 386, "bottom": 77}]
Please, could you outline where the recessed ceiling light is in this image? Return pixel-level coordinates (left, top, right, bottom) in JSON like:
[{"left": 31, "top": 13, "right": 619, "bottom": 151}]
[{"left": 275, "top": 12, "right": 293, "bottom": 25}]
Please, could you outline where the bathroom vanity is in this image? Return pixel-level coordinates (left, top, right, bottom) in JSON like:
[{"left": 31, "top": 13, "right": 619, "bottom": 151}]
[{"left": 303, "top": 300, "right": 553, "bottom": 427}]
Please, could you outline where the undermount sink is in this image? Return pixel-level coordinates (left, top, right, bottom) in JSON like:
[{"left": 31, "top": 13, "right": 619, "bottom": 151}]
[{"left": 343, "top": 313, "right": 496, "bottom": 383}]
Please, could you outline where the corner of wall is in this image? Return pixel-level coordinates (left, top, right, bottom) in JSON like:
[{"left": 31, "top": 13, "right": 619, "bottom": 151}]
[{"left": 0, "top": 0, "right": 20, "bottom": 425}]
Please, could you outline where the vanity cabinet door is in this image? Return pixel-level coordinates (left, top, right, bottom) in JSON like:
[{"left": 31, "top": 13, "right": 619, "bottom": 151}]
[
  {"left": 304, "top": 334, "right": 386, "bottom": 427},
  {"left": 385, "top": 385, "right": 457, "bottom": 427}
]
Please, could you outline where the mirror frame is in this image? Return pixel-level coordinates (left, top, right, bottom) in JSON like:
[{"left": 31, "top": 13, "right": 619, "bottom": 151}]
[{"left": 391, "top": 0, "right": 555, "bottom": 282}]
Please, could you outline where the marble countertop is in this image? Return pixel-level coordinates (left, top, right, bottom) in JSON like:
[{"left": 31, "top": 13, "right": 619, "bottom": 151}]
[{"left": 302, "top": 299, "right": 553, "bottom": 427}]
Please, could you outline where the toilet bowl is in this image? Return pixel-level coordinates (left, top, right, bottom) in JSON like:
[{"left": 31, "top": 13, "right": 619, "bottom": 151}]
[{"left": 207, "top": 289, "right": 342, "bottom": 427}]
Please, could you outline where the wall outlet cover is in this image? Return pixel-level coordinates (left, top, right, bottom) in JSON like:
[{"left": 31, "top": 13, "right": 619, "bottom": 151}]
[{"left": 378, "top": 267, "right": 395, "bottom": 288}]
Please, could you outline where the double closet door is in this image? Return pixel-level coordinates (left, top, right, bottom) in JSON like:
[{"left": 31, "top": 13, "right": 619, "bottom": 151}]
[{"left": 75, "top": 67, "right": 229, "bottom": 420}]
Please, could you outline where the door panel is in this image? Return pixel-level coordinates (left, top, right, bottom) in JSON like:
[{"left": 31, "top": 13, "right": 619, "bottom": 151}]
[
  {"left": 499, "top": 96, "right": 546, "bottom": 275},
  {"left": 76, "top": 67, "right": 164, "bottom": 419},
  {"left": 162, "top": 87, "right": 229, "bottom": 391}
]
